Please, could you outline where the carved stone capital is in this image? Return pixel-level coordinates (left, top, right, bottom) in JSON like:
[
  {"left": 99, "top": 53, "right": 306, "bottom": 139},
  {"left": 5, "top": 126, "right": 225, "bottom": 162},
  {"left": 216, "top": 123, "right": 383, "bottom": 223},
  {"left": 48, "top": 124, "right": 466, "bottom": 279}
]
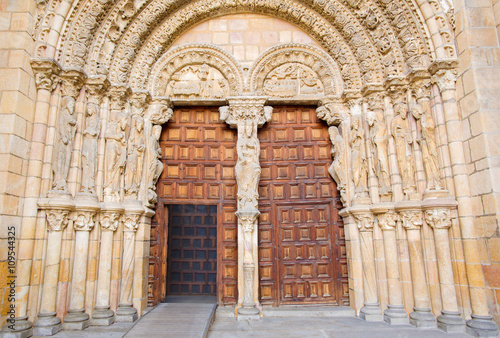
[
  {"left": 130, "top": 91, "right": 151, "bottom": 117},
  {"left": 73, "top": 210, "right": 97, "bottom": 231},
  {"left": 411, "top": 77, "right": 431, "bottom": 101},
  {"left": 30, "top": 58, "right": 61, "bottom": 92},
  {"left": 400, "top": 210, "right": 423, "bottom": 230},
  {"left": 236, "top": 210, "right": 260, "bottom": 233},
  {"left": 123, "top": 213, "right": 141, "bottom": 232},
  {"left": 220, "top": 97, "right": 272, "bottom": 128},
  {"left": 86, "top": 76, "right": 110, "bottom": 105},
  {"left": 60, "top": 69, "right": 86, "bottom": 98},
  {"left": 378, "top": 211, "right": 399, "bottom": 231},
  {"left": 108, "top": 84, "right": 131, "bottom": 111},
  {"left": 366, "top": 91, "right": 385, "bottom": 111},
  {"left": 100, "top": 212, "right": 121, "bottom": 232},
  {"left": 352, "top": 212, "right": 374, "bottom": 232},
  {"left": 316, "top": 97, "right": 349, "bottom": 126},
  {"left": 45, "top": 209, "right": 71, "bottom": 232},
  {"left": 424, "top": 208, "right": 452, "bottom": 230},
  {"left": 432, "top": 68, "right": 458, "bottom": 92},
  {"left": 148, "top": 97, "right": 173, "bottom": 125}
]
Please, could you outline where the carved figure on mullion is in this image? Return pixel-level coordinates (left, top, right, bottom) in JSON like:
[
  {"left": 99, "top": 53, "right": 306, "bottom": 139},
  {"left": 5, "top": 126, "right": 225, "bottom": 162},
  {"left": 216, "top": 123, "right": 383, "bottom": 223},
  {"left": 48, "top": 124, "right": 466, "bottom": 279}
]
[
  {"left": 124, "top": 115, "right": 146, "bottom": 198},
  {"left": 391, "top": 103, "right": 416, "bottom": 197},
  {"left": 235, "top": 120, "right": 261, "bottom": 211},
  {"left": 104, "top": 113, "right": 128, "bottom": 202},
  {"left": 411, "top": 103, "right": 443, "bottom": 191},
  {"left": 349, "top": 117, "right": 369, "bottom": 200},
  {"left": 328, "top": 125, "right": 348, "bottom": 205},
  {"left": 147, "top": 125, "right": 164, "bottom": 205},
  {"left": 366, "top": 110, "right": 392, "bottom": 197},
  {"left": 80, "top": 102, "right": 101, "bottom": 194},
  {"left": 52, "top": 96, "right": 77, "bottom": 192}
]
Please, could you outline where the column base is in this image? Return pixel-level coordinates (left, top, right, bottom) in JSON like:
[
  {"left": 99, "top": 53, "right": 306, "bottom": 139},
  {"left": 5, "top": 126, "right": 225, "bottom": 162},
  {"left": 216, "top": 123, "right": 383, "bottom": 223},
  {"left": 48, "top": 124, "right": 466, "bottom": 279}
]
[
  {"left": 466, "top": 314, "right": 499, "bottom": 337},
  {"left": 33, "top": 313, "right": 61, "bottom": 336},
  {"left": 384, "top": 305, "right": 409, "bottom": 325},
  {"left": 237, "top": 305, "right": 260, "bottom": 321},
  {"left": 63, "top": 309, "right": 90, "bottom": 331},
  {"left": 436, "top": 310, "right": 465, "bottom": 333},
  {"left": 359, "top": 303, "right": 383, "bottom": 322},
  {"left": 115, "top": 304, "right": 138, "bottom": 322},
  {"left": 409, "top": 307, "right": 436, "bottom": 328},
  {"left": 90, "top": 306, "right": 115, "bottom": 326},
  {"left": 0, "top": 316, "right": 33, "bottom": 338}
]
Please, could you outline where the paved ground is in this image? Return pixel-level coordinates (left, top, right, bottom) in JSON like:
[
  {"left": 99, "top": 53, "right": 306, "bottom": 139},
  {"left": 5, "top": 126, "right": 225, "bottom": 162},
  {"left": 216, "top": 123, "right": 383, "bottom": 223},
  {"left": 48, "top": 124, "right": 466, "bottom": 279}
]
[{"left": 34, "top": 304, "right": 478, "bottom": 338}]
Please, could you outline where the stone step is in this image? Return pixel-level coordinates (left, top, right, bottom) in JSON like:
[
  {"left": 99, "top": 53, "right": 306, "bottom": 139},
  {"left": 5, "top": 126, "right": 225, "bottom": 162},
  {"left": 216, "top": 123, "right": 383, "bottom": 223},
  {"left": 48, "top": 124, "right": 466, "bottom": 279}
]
[{"left": 215, "top": 305, "right": 356, "bottom": 319}]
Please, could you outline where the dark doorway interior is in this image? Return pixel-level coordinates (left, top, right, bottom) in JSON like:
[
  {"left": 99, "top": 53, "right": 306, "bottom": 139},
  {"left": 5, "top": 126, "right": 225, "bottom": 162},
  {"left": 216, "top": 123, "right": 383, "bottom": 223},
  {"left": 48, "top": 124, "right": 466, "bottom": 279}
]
[{"left": 166, "top": 204, "right": 218, "bottom": 298}]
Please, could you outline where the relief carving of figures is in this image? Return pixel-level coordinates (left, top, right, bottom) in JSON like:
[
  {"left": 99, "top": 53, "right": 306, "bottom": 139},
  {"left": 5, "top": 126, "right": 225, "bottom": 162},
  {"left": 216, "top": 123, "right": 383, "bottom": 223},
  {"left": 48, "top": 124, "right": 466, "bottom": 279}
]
[
  {"left": 411, "top": 103, "right": 443, "bottom": 191},
  {"left": 328, "top": 125, "right": 348, "bottom": 205},
  {"left": 80, "top": 102, "right": 101, "bottom": 194},
  {"left": 52, "top": 96, "right": 77, "bottom": 191},
  {"left": 124, "top": 115, "right": 146, "bottom": 198},
  {"left": 104, "top": 113, "right": 128, "bottom": 201},
  {"left": 349, "top": 117, "right": 369, "bottom": 200},
  {"left": 235, "top": 120, "right": 261, "bottom": 211},
  {"left": 147, "top": 125, "right": 164, "bottom": 205},
  {"left": 391, "top": 103, "right": 416, "bottom": 197},
  {"left": 366, "top": 110, "right": 392, "bottom": 196},
  {"left": 263, "top": 63, "right": 324, "bottom": 98}
]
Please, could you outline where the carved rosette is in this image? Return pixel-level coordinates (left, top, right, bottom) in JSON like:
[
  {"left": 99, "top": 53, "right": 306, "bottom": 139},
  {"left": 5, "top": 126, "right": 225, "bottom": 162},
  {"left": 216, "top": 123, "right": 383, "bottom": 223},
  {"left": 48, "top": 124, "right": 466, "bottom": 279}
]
[
  {"left": 73, "top": 210, "right": 96, "bottom": 232},
  {"left": 424, "top": 208, "right": 452, "bottom": 230},
  {"left": 400, "top": 210, "right": 423, "bottom": 230},
  {"left": 353, "top": 212, "right": 375, "bottom": 232},
  {"left": 100, "top": 212, "right": 120, "bottom": 232},
  {"left": 378, "top": 212, "right": 399, "bottom": 231},
  {"left": 46, "top": 209, "right": 71, "bottom": 232}
]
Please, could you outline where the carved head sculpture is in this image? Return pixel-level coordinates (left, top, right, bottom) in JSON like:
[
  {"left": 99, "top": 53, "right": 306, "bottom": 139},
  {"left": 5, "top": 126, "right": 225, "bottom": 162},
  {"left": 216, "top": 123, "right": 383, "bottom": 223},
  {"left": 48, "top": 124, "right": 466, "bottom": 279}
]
[
  {"left": 198, "top": 63, "right": 209, "bottom": 81},
  {"left": 351, "top": 116, "right": 361, "bottom": 130},
  {"left": 62, "top": 96, "right": 76, "bottom": 114},
  {"left": 410, "top": 102, "right": 423, "bottom": 120},
  {"left": 394, "top": 103, "right": 408, "bottom": 119},
  {"left": 134, "top": 115, "right": 144, "bottom": 132},
  {"left": 328, "top": 125, "right": 340, "bottom": 141},
  {"left": 87, "top": 102, "right": 98, "bottom": 117},
  {"left": 366, "top": 110, "right": 376, "bottom": 127},
  {"left": 118, "top": 113, "right": 128, "bottom": 130}
]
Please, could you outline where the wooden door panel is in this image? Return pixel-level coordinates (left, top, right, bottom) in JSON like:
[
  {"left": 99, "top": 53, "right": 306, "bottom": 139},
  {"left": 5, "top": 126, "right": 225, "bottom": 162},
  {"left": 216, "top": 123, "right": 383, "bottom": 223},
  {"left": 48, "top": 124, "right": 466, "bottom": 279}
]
[
  {"left": 148, "top": 107, "right": 237, "bottom": 306},
  {"left": 258, "top": 106, "right": 348, "bottom": 306}
]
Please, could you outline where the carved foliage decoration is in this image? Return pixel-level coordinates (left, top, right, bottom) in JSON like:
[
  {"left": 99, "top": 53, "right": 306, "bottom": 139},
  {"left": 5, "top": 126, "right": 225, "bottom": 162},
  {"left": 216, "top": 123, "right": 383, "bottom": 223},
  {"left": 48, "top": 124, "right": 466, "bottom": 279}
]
[
  {"left": 46, "top": 209, "right": 71, "bottom": 232},
  {"left": 149, "top": 44, "right": 243, "bottom": 97},
  {"left": 424, "top": 208, "right": 452, "bottom": 229}
]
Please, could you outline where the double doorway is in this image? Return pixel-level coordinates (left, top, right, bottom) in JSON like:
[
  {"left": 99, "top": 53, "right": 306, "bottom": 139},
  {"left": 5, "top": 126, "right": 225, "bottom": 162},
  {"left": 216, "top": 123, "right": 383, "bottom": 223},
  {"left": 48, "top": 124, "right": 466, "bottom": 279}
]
[{"left": 148, "top": 106, "right": 348, "bottom": 307}]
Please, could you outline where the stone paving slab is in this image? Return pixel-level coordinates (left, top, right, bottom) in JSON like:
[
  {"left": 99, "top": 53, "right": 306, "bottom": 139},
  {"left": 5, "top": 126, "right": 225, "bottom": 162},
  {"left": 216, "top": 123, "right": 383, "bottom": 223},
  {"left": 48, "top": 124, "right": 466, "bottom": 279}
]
[
  {"left": 208, "top": 314, "right": 472, "bottom": 338},
  {"left": 124, "top": 303, "right": 216, "bottom": 338},
  {"left": 34, "top": 322, "right": 134, "bottom": 338}
]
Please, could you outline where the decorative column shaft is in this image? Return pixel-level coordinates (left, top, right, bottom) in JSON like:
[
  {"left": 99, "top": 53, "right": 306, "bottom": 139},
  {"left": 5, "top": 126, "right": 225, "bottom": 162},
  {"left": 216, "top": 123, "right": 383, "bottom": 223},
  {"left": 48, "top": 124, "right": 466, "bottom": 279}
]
[
  {"left": 431, "top": 63, "right": 498, "bottom": 336},
  {"left": 351, "top": 209, "right": 383, "bottom": 321},
  {"left": 33, "top": 198, "right": 74, "bottom": 336},
  {"left": 220, "top": 97, "right": 272, "bottom": 320},
  {"left": 398, "top": 205, "right": 436, "bottom": 328},
  {"left": 423, "top": 200, "right": 466, "bottom": 333},
  {"left": 375, "top": 208, "right": 408, "bottom": 324},
  {"left": 63, "top": 199, "right": 99, "bottom": 330},
  {"left": 91, "top": 206, "right": 122, "bottom": 326},
  {"left": 116, "top": 205, "right": 144, "bottom": 322}
]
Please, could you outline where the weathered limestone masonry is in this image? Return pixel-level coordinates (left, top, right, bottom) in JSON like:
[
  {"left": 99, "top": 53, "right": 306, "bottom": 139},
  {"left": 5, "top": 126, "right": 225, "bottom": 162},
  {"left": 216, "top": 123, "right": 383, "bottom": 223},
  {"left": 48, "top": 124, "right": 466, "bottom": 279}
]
[{"left": 0, "top": 0, "right": 499, "bottom": 337}]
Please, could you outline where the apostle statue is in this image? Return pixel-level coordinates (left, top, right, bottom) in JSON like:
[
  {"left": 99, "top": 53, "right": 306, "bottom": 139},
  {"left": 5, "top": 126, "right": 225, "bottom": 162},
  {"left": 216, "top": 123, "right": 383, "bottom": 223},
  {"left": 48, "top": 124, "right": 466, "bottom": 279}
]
[
  {"left": 366, "top": 110, "right": 392, "bottom": 196},
  {"left": 147, "top": 125, "right": 164, "bottom": 205},
  {"left": 80, "top": 102, "right": 100, "bottom": 194},
  {"left": 124, "top": 115, "right": 146, "bottom": 198},
  {"left": 328, "top": 125, "right": 347, "bottom": 205},
  {"left": 52, "top": 96, "right": 77, "bottom": 191},
  {"left": 349, "top": 117, "right": 369, "bottom": 199},
  {"left": 104, "top": 113, "right": 128, "bottom": 201}
]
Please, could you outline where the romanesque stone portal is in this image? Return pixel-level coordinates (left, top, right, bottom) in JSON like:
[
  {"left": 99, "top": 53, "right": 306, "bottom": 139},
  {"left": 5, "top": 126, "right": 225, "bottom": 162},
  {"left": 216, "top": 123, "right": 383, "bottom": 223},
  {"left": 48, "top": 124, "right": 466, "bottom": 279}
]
[{"left": 2, "top": 1, "right": 500, "bottom": 338}]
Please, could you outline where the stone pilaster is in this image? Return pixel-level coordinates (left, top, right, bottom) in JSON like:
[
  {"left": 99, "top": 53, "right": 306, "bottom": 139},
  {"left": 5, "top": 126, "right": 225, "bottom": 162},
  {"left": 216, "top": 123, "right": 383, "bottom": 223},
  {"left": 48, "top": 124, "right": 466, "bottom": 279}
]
[
  {"left": 33, "top": 196, "right": 75, "bottom": 336},
  {"left": 351, "top": 207, "right": 383, "bottom": 321},
  {"left": 431, "top": 62, "right": 498, "bottom": 337},
  {"left": 63, "top": 196, "right": 99, "bottom": 330},
  {"left": 91, "top": 202, "right": 123, "bottom": 326},
  {"left": 397, "top": 201, "right": 436, "bottom": 328},
  {"left": 115, "top": 200, "right": 144, "bottom": 322},
  {"left": 372, "top": 204, "right": 408, "bottom": 325},
  {"left": 220, "top": 97, "right": 272, "bottom": 319}
]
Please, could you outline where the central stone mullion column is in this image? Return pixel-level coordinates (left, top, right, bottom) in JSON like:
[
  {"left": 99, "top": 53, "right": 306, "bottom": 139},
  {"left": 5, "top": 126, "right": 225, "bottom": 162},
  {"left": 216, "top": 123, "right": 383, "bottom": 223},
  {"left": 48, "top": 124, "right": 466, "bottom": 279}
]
[{"left": 219, "top": 97, "right": 272, "bottom": 320}]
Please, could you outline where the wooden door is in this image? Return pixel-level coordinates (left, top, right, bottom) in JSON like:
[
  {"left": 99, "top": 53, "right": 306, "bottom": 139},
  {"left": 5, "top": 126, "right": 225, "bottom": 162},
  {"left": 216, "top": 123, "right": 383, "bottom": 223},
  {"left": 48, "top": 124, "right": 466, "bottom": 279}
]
[
  {"left": 258, "top": 106, "right": 348, "bottom": 306},
  {"left": 148, "top": 107, "right": 238, "bottom": 305}
]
